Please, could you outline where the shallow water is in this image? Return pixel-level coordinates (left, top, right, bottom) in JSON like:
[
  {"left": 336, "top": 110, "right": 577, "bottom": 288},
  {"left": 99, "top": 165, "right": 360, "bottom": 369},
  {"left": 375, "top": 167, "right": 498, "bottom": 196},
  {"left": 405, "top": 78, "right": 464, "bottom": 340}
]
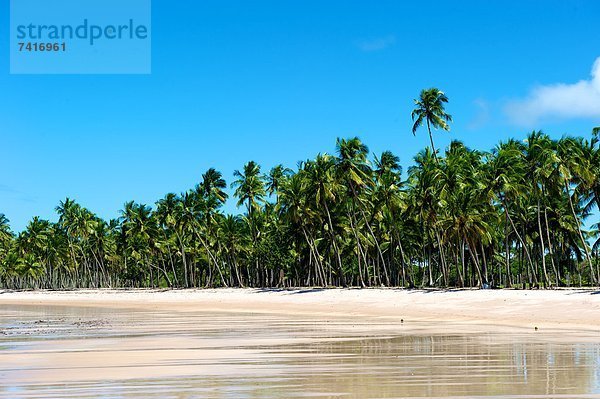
[{"left": 1, "top": 304, "right": 599, "bottom": 398}]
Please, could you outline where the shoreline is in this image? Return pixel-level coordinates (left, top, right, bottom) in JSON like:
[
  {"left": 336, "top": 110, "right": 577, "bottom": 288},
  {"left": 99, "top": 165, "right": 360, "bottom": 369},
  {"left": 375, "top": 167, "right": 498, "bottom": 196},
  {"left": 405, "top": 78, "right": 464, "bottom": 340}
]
[{"left": 1, "top": 288, "right": 599, "bottom": 333}]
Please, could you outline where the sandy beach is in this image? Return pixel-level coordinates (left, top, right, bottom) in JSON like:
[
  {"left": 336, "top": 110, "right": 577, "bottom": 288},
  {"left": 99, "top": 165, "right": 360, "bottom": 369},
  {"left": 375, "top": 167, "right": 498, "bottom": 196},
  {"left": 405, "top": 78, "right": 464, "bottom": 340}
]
[
  {"left": 2, "top": 288, "right": 600, "bottom": 398},
  {"left": 1, "top": 288, "right": 599, "bottom": 331}
]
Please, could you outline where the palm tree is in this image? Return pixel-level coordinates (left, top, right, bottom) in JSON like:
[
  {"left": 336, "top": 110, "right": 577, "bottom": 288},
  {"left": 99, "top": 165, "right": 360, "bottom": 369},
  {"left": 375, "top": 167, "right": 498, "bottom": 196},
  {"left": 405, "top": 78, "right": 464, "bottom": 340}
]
[
  {"left": 336, "top": 137, "right": 391, "bottom": 286},
  {"left": 407, "top": 147, "right": 443, "bottom": 286},
  {"left": 232, "top": 161, "right": 266, "bottom": 217},
  {"left": 218, "top": 214, "right": 247, "bottom": 287},
  {"left": 438, "top": 141, "right": 493, "bottom": 287},
  {"left": 4, "top": 129, "right": 600, "bottom": 290},
  {"left": 525, "top": 131, "right": 560, "bottom": 287},
  {"left": 55, "top": 198, "right": 81, "bottom": 274},
  {"left": 156, "top": 193, "right": 185, "bottom": 287},
  {"left": 0, "top": 214, "right": 12, "bottom": 245},
  {"left": 15, "top": 217, "right": 52, "bottom": 288},
  {"left": 557, "top": 137, "right": 596, "bottom": 285},
  {"left": 278, "top": 171, "right": 326, "bottom": 286},
  {"left": 411, "top": 88, "right": 452, "bottom": 160},
  {"left": 232, "top": 161, "right": 266, "bottom": 285},
  {"left": 266, "top": 164, "right": 292, "bottom": 203},
  {"left": 120, "top": 201, "right": 157, "bottom": 286},
  {"left": 488, "top": 139, "right": 535, "bottom": 287},
  {"left": 199, "top": 168, "right": 228, "bottom": 204},
  {"left": 304, "top": 154, "right": 345, "bottom": 286}
]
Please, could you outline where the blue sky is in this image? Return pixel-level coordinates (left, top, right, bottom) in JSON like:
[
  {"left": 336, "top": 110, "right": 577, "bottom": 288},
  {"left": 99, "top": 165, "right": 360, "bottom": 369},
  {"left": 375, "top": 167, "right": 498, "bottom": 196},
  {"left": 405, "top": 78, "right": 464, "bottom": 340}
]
[{"left": 2, "top": 0, "right": 600, "bottom": 232}]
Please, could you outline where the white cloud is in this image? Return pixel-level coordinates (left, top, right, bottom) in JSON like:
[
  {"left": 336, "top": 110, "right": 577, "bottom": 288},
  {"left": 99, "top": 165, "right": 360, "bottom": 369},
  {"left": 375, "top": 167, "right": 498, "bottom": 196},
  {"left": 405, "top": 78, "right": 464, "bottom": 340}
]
[
  {"left": 505, "top": 57, "right": 600, "bottom": 126},
  {"left": 356, "top": 35, "right": 396, "bottom": 52}
]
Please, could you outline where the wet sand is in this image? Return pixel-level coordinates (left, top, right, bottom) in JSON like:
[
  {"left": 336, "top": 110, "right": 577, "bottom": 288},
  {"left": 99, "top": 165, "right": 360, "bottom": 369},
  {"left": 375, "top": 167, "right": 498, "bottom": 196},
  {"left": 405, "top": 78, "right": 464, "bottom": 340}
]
[{"left": 1, "top": 289, "right": 600, "bottom": 398}]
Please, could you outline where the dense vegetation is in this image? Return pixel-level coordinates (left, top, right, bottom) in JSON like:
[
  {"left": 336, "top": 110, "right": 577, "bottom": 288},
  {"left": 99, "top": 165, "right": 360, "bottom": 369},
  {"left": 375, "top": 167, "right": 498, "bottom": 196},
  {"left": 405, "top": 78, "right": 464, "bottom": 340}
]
[{"left": 2, "top": 90, "right": 600, "bottom": 289}]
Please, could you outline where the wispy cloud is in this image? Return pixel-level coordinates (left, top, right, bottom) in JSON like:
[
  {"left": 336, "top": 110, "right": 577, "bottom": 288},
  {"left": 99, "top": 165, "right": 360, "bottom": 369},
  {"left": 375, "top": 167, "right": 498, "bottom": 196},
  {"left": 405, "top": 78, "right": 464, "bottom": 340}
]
[
  {"left": 505, "top": 57, "right": 600, "bottom": 126},
  {"left": 0, "top": 184, "right": 18, "bottom": 194},
  {"left": 356, "top": 35, "right": 396, "bottom": 52},
  {"left": 0, "top": 184, "right": 37, "bottom": 203},
  {"left": 467, "top": 98, "right": 490, "bottom": 130}
]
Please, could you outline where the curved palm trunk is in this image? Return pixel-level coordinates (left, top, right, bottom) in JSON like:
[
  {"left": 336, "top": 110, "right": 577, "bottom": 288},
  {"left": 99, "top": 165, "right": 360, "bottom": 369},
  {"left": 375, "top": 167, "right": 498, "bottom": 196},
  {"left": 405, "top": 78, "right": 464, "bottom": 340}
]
[
  {"left": 395, "top": 232, "right": 414, "bottom": 288},
  {"left": 349, "top": 184, "right": 389, "bottom": 286},
  {"left": 564, "top": 180, "right": 596, "bottom": 285},
  {"left": 504, "top": 214, "right": 512, "bottom": 287},
  {"left": 456, "top": 237, "right": 465, "bottom": 287},
  {"left": 165, "top": 243, "right": 179, "bottom": 287},
  {"left": 175, "top": 232, "right": 189, "bottom": 288},
  {"left": 360, "top": 207, "right": 390, "bottom": 286},
  {"left": 233, "top": 257, "right": 244, "bottom": 287},
  {"left": 310, "top": 242, "right": 327, "bottom": 287},
  {"left": 347, "top": 209, "right": 367, "bottom": 287},
  {"left": 465, "top": 235, "right": 484, "bottom": 287},
  {"left": 322, "top": 200, "right": 346, "bottom": 287},
  {"left": 594, "top": 192, "right": 600, "bottom": 282},
  {"left": 435, "top": 230, "right": 448, "bottom": 286},
  {"left": 536, "top": 199, "right": 550, "bottom": 286},
  {"left": 427, "top": 120, "right": 438, "bottom": 161},
  {"left": 501, "top": 199, "right": 535, "bottom": 277},
  {"left": 195, "top": 231, "right": 228, "bottom": 288},
  {"left": 301, "top": 228, "right": 326, "bottom": 287},
  {"left": 543, "top": 206, "right": 559, "bottom": 287}
]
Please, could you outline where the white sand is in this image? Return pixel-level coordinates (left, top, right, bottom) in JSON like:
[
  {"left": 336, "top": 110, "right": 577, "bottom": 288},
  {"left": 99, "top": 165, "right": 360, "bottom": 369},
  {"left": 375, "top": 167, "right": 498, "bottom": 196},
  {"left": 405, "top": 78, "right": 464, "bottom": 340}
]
[
  {"left": 2, "top": 288, "right": 600, "bottom": 394},
  {"left": 1, "top": 288, "right": 599, "bottom": 331}
]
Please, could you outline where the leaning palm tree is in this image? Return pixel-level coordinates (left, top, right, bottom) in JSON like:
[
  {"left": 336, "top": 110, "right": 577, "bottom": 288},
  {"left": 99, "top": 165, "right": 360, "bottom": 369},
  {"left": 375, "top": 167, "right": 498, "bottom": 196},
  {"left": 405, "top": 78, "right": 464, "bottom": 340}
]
[{"left": 411, "top": 88, "right": 452, "bottom": 159}]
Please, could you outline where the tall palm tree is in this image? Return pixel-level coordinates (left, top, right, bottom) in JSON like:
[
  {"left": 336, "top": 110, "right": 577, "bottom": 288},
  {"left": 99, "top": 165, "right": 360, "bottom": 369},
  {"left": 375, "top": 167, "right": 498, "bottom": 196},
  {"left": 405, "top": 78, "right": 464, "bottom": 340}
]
[
  {"left": 407, "top": 147, "right": 445, "bottom": 286},
  {"left": 218, "top": 214, "right": 247, "bottom": 287},
  {"left": 411, "top": 88, "right": 452, "bottom": 160},
  {"left": 336, "top": 137, "right": 391, "bottom": 286},
  {"left": 232, "top": 161, "right": 266, "bottom": 285},
  {"left": 267, "top": 164, "right": 292, "bottom": 203},
  {"left": 232, "top": 161, "right": 266, "bottom": 217},
  {"left": 487, "top": 139, "right": 535, "bottom": 287},
  {"left": 557, "top": 137, "right": 596, "bottom": 284},
  {"left": 5, "top": 130, "right": 600, "bottom": 290},
  {"left": 199, "top": 168, "right": 228, "bottom": 204},
  {"left": 304, "top": 154, "right": 345, "bottom": 286}
]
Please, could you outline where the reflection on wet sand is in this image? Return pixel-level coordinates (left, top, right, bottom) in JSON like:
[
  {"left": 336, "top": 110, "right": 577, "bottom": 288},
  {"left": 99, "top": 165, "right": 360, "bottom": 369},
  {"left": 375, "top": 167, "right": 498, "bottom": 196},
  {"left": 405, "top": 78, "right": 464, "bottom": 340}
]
[{"left": 1, "top": 305, "right": 599, "bottom": 398}]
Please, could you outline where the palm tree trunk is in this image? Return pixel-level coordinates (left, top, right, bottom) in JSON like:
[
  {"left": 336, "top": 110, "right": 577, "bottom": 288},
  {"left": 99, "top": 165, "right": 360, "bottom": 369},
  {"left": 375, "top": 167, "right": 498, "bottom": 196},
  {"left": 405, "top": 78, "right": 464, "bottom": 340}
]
[
  {"left": 396, "top": 234, "right": 414, "bottom": 288},
  {"left": 349, "top": 184, "right": 389, "bottom": 285},
  {"left": 427, "top": 119, "right": 438, "bottom": 161},
  {"left": 176, "top": 232, "right": 189, "bottom": 288},
  {"left": 323, "top": 200, "right": 346, "bottom": 286},
  {"left": 502, "top": 200, "right": 535, "bottom": 278},
  {"left": 564, "top": 180, "right": 596, "bottom": 284},
  {"left": 301, "top": 228, "right": 326, "bottom": 286},
  {"left": 537, "top": 199, "right": 550, "bottom": 286},
  {"left": 465, "top": 235, "right": 484, "bottom": 287},
  {"left": 480, "top": 242, "right": 489, "bottom": 286},
  {"left": 504, "top": 214, "right": 512, "bottom": 287},
  {"left": 195, "top": 231, "right": 228, "bottom": 288},
  {"left": 347, "top": 210, "right": 367, "bottom": 287},
  {"left": 435, "top": 230, "right": 448, "bottom": 286}
]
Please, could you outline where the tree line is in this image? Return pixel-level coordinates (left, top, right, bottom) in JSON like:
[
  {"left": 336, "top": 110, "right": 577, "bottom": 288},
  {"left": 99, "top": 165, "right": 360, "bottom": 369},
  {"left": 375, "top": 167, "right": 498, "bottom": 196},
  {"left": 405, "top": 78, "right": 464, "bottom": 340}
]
[{"left": 2, "top": 89, "right": 600, "bottom": 289}]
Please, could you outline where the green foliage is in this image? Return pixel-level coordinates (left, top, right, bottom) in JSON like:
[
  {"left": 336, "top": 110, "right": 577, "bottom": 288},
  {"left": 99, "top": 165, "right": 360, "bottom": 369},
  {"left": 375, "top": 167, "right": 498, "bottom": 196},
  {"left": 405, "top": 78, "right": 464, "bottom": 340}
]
[{"left": 1, "top": 122, "right": 600, "bottom": 289}]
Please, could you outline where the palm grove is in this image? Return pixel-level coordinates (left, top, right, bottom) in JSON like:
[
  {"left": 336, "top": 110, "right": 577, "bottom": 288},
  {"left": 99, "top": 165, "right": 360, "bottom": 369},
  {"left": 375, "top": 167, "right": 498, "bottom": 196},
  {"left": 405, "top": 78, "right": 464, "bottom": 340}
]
[{"left": 2, "top": 88, "right": 600, "bottom": 289}]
